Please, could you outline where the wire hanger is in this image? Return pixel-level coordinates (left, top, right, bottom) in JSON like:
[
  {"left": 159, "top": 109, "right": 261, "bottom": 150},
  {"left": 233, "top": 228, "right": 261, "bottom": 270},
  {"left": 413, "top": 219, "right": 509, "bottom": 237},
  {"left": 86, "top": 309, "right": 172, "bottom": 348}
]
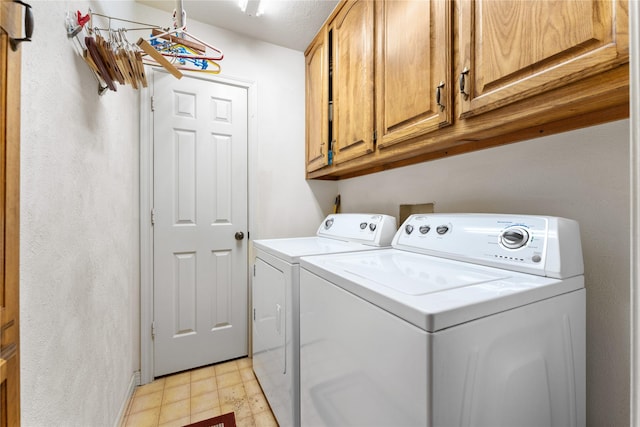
[
  {"left": 142, "top": 5, "right": 224, "bottom": 68},
  {"left": 66, "top": 2, "right": 224, "bottom": 94}
]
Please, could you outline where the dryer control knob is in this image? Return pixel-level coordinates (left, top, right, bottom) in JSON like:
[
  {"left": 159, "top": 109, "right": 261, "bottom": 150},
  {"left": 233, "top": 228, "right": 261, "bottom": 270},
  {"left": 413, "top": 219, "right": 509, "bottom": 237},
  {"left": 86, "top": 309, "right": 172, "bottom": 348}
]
[
  {"left": 405, "top": 224, "right": 414, "bottom": 234},
  {"left": 500, "top": 227, "right": 529, "bottom": 249},
  {"left": 436, "top": 225, "right": 449, "bottom": 235}
]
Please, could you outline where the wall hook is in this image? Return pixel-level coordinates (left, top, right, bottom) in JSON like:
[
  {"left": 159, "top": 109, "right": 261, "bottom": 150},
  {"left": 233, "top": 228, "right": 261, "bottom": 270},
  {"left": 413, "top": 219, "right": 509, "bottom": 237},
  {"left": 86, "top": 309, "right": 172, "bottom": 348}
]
[{"left": 9, "top": 0, "right": 33, "bottom": 51}]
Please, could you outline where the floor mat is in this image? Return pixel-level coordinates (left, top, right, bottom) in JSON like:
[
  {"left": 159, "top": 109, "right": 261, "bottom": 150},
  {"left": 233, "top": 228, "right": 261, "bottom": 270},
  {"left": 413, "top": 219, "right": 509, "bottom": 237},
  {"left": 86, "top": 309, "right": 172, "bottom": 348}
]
[{"left": 183, "top": 412, "right": 236, "bottom": 427}]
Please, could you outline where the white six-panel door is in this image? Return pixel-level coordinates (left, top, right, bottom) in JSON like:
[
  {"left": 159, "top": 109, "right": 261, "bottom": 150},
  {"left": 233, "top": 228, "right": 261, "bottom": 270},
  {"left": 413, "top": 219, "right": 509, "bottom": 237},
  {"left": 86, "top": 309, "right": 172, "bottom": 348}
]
[{"left": 152, "top": 70, "right": 248, "bottom": 376}]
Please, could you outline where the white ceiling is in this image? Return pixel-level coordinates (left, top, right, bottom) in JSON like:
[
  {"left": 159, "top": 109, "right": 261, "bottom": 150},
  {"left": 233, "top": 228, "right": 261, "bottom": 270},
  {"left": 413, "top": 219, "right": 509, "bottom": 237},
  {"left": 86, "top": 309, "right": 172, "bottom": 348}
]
[{"left": 137, "top": 0, "right": 340, "bottom": 52}]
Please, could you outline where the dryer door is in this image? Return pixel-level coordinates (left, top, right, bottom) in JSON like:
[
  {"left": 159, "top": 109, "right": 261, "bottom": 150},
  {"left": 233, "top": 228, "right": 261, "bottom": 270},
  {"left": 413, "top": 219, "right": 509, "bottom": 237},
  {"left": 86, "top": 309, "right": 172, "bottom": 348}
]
[{"left": 252, "top": 258, "right": 288, "bottom": 422}]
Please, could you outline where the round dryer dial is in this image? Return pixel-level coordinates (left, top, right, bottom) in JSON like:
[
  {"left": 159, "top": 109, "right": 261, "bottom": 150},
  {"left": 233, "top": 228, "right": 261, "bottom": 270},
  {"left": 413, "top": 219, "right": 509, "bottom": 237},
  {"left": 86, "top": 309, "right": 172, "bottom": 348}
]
[{"left": 499, "top": 226, "right": 530, "bottom": 249}]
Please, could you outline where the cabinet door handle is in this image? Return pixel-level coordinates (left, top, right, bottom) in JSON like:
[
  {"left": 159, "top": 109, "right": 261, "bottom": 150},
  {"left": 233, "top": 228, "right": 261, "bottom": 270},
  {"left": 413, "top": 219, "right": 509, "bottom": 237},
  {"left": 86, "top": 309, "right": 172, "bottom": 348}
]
[
  {"left": 459, "top": 67, "right": 470, "bottom": 99},
  {"left": 436, "top": 81, "right": 445, "bottom": 111}
]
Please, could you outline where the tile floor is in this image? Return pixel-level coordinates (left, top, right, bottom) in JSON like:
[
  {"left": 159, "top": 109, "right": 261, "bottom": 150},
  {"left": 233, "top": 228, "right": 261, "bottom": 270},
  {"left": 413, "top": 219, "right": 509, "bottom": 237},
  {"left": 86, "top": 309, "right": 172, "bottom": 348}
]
[{"left": 122, "top": 357, "right": 278, "bottom": 427}]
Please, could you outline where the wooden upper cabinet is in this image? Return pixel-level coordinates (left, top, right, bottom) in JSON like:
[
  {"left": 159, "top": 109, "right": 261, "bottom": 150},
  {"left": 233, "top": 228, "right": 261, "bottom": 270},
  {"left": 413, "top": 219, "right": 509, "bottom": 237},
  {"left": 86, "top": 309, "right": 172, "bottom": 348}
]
[
  {"left": 376, "top": 0, "right": 452, "bottom": 149},
  {"left": 305, "top": 29, "right": 329, "bottom": 173},
  {"left": 458, "top": 0, "right": 629, "bottom": 118},
  {"left": 331, "top": 0, "right": 375, "bottom": 165}
]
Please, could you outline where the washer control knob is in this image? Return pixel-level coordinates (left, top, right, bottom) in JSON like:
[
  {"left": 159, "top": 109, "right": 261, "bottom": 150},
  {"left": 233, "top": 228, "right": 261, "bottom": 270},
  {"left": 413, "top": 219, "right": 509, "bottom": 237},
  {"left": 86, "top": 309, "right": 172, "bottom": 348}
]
[
  {"left": 405, "top": 224, "right": 414, "bottom": 235},
  {"left": 369, "top": 223, "right": 377, "bottom": 231},
  {"left": 360, "top": 222, "right": 368, "bottom": 230},
  {"left": 436, "top": 225, "right": 449, "bottom": 235},
  {"left": 500, "top": 227, "right": 530, "bottom": 249},
  {"left": 325, "top": 219, "right": 334, "bottom": 229},
  {"left": 419, "top": 225, "right": 430, "bottom": 234}
]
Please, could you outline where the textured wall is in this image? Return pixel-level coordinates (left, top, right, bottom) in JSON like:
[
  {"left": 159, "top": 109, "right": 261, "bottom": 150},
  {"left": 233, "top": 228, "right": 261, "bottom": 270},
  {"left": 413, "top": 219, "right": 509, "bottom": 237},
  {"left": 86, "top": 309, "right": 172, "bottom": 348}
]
[
  {"left": 19, "top": 0, "right": 335, "bottom": 425},
  {"left": 337, "top": 120, "right": 630, "bottom": 426},
  {"left": 20, "top": 1, "right": 141, "bottom": 425}
]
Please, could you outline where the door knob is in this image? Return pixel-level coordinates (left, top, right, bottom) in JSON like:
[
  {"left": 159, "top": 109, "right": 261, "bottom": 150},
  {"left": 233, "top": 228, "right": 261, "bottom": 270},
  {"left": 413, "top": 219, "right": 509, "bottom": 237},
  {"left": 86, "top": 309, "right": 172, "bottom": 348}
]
[{"left": 235, "top": 231, "right": 245, "bottom": 241}]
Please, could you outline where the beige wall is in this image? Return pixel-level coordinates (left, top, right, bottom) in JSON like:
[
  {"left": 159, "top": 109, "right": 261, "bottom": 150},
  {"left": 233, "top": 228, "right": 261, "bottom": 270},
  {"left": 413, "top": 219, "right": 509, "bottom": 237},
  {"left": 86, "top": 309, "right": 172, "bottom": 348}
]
[{"left": 337, "top": 119, "right": 630, "bottom": 426}]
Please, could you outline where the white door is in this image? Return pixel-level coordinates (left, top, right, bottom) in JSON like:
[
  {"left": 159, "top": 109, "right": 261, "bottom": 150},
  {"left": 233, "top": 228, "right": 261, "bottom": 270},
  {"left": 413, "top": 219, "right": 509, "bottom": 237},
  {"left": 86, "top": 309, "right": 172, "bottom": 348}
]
[{"left": 152, "top": 70, "right": 248, "bottom": 377}]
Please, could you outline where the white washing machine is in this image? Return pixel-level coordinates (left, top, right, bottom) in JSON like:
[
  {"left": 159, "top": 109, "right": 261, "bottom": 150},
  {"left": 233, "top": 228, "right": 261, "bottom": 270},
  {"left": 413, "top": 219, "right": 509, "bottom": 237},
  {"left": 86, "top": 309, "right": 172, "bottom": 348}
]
[
  {"left": 252, "top": 213, "right": 397, "bottom": 427},
  {"left": 300, "top": 213, "right": 585, "bottom": 427}
]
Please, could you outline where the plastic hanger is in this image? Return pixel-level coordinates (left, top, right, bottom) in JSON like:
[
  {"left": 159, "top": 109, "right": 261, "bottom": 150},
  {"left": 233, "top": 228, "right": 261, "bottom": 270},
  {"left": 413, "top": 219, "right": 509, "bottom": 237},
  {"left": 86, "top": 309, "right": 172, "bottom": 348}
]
[
  {"left": 146, "top": 9, "right": 224, "bottom": 61},
  {"left": 148, "top": 26, "right": 224, "bottom": 61}
]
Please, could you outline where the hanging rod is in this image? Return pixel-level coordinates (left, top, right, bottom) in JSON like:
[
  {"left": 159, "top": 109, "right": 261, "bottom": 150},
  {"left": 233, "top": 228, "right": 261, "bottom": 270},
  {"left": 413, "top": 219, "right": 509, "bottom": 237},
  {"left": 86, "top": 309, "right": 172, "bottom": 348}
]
[{"left": 89, "top": 11, "right": 163, "bottom": 30}]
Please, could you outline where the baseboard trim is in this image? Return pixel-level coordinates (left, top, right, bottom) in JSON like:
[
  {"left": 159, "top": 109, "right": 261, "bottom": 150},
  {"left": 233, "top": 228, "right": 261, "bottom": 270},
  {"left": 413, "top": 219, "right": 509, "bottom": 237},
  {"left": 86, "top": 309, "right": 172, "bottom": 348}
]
[{"left": 115, "top": 371, "right": 141, "bottom": 427}]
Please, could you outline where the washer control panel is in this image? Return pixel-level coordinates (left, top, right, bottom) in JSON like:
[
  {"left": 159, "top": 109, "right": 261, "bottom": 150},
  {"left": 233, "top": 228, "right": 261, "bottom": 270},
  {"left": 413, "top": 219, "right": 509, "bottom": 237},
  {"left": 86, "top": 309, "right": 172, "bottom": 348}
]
[
  {"left": 317, "top": 213, "right": 397, "bottom": 247},
  {"left": 392, "top": 213, "right": 583, "bottom": 278}
]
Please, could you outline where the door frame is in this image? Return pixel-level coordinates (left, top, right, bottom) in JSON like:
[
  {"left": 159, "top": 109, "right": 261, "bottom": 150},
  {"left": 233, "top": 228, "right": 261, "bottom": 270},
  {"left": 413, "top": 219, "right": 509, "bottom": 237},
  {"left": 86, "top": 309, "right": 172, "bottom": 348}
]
[
  {"left": 139, "top": 68, "right": 258, "bottom": 384},
  {"left": 631, "top": 1, "right": 639, "bottom": 424}
]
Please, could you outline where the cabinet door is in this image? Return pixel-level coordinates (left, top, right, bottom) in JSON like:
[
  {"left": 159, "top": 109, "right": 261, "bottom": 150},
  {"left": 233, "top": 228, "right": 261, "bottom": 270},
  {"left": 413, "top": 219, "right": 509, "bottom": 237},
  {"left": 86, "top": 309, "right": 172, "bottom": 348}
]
[
  {"left": 0, "top": 0, "right": 21, "bottom": 424},
  {"left": 332, "top": 0, "right": 375, "bottom": 164},
  {"left": 458, "top": 0, "right": 629, "bottom": 118},
  {"left": 376, "top": 0, "right": 452, "bottom": 149},
  {"left": 305, "top": 29, "right": 329, "bottom": 173}
]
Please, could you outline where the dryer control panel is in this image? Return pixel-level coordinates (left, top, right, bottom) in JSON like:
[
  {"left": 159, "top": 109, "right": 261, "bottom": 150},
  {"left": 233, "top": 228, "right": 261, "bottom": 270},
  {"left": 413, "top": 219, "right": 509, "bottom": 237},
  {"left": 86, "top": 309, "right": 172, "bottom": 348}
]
[
  {"left": 316, "top": 213, "right": 397, "bottom": 247},
  {"left": 392, "top": 213, "right": 583, "bottom": 279}
]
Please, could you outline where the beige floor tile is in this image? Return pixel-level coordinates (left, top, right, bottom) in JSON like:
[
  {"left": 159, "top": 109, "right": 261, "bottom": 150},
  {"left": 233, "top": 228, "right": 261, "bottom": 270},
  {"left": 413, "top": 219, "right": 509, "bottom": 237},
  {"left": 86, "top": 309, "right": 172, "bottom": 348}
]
[
  {"left": 221, "top": 397, "right": 252, "bottom": 421},
  {"left": 158, "top": 399, "right": 190, "bottom": 425},
  {"left": 125, "top": 407, "right": 161, "bottom": 427},
  {"left": 253, "top": 410, "right": 279, "bottom": 427},
  {"left": 129, "top": 390, "right": 163, "bottom": 414},
  {"left": 164, "top": 371, "right": 191, "bottom": 389},
  {"left": 192, "top": 377, "right": 218, "bottom": 397},
  {"left": 215, "top": 360, "right": 239, "bottom": 375},
  {"left": 158, "top": 415, "right": 191, "bottom": 427},
  {"left": 217, "top": 370, "right": 242, "bottom": 388},
  {"left": 243, "top": 379, "right": 263, "bottom": 397},
  {"left": 190, "top": 407, "right": 226, "bottom": 423},
  {"left": 191, "top": 390, "right": 221, "bottom": 415},
  {"left": 248, "top": 393, "right": 270, "bottom": 415},
  {"left": 191, "top": 365, "right": 216, "bottom": 382},
  {"left": 240, "top": 367, "right": 255, "bottom": 382},
  {"left": 237, "top": 357, "right": 252, "bottom": 369},
  {"left": 236, "top": 415, "right": 257, "bottom": 427},
  {"left": 135, "top": 379, "right": 165, "bottom": 397},
  {"left": 162, "top": 383, "right": 190, "bottom": 405},
  {"left": 219, "top": 383, "right": 247, "bottom": 404},
  {"left": 123, "top": 358, "right": 276, "bottom": 427}
]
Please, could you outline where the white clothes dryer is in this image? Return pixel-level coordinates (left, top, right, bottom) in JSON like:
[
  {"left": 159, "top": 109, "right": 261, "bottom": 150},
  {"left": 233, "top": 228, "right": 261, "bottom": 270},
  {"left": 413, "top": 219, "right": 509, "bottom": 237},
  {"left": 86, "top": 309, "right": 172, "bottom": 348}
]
[
  {"left": 299, "top": 213, "right": 585, "bottom": 427},
  {"left": 252, "top": 213, "right": 397, "bottom": 427}
]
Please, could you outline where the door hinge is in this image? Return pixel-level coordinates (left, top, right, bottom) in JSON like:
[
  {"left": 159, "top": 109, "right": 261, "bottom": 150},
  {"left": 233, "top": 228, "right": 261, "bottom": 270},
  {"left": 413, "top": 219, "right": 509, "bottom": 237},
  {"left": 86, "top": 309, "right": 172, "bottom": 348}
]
[
  {"left": 151, "top": 321, "right": 156, "bottom": 340},
  {"left": 151, "top": 209, "right": 155, "bottom": 226},
  {"left": 253, "top": 308, "right": 256, "bottom": 321},
  {"left": 253, "top": 264, "right": 256, "bottom": 276},
  {"left": 150, "top": 96, "right": 155, "bottom": 112},
  {"left": 373, "top": 130, "right": 377, "bottom": 142}
]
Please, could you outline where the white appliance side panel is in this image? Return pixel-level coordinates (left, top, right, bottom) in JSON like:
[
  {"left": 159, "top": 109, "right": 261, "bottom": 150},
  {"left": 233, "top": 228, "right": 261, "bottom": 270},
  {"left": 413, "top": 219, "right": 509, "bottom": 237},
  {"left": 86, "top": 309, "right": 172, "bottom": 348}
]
[
  {"left": 300, "top": 269, "right": 429, "bottom": 427},
  {"left": 252, "top": 257, "right": 292, "bottom": 426},
  {"left": 432, "top": 289, "right": 586, "bottom": 427}
]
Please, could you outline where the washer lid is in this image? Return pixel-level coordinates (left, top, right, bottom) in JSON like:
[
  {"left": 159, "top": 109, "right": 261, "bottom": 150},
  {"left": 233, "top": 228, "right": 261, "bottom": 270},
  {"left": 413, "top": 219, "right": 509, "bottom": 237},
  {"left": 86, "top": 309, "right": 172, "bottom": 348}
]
[
  {"left": 254, "top": 236, "right": 384, "bottom": 264},
  {"left": 300, "top": 249, "right": 584, "bottom": 332}
]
